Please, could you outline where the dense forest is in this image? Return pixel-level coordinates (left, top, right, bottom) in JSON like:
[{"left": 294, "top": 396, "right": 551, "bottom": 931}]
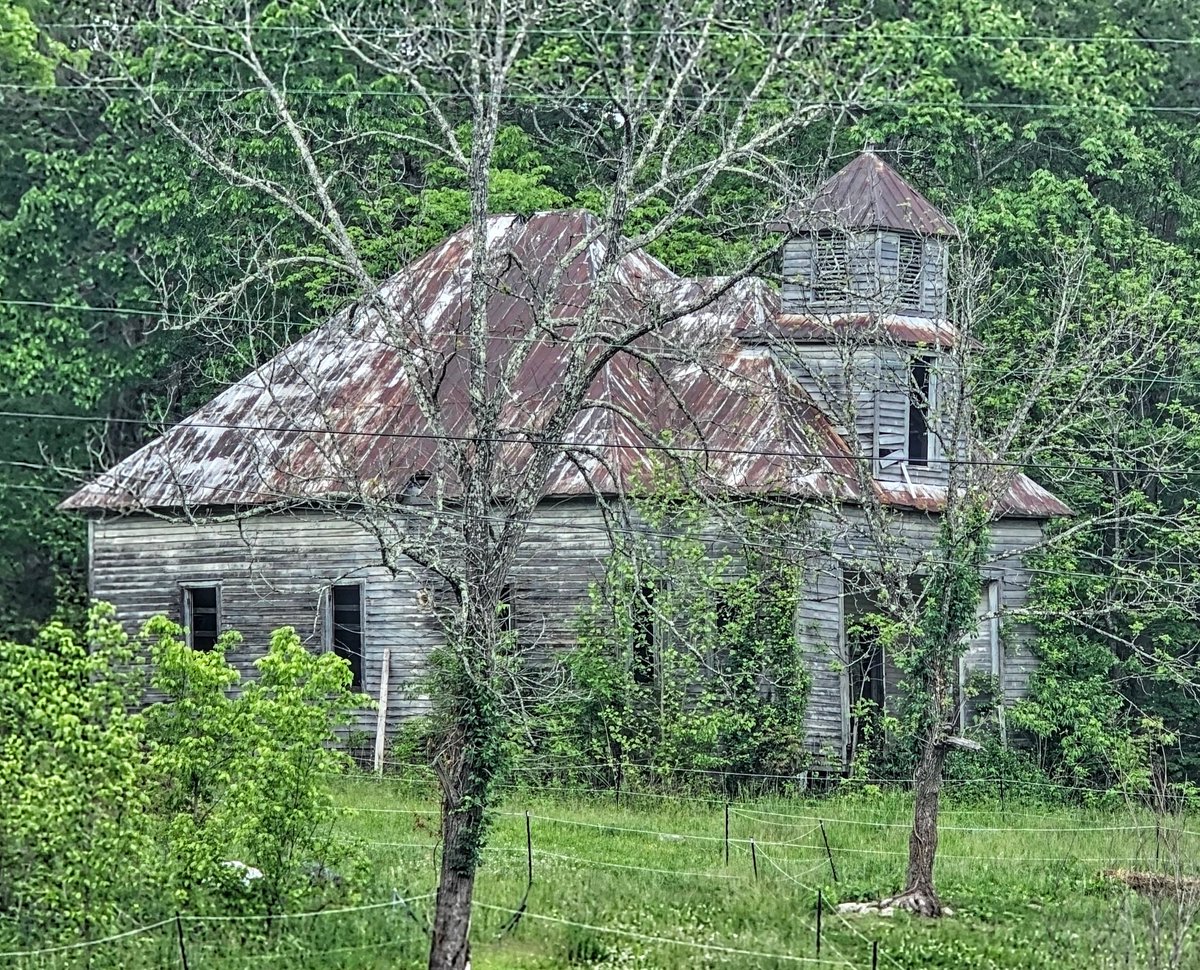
[{"left": 3, "top": 0, "right": 1200, "bottom": 798}]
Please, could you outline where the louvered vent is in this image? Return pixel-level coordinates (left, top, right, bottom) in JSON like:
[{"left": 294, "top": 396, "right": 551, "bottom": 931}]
[{"left": 897, "top": 235, "right": 923, "bottom": 311}]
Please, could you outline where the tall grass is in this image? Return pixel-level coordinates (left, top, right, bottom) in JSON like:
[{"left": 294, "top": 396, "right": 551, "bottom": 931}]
[{"left": 4, "top": 775, "right": 1194, "bottom": 969}]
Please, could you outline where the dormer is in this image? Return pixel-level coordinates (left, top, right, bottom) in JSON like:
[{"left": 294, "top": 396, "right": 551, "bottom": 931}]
[
  {"left": 771, "top": 152, "right": 960, "bottom": 486},
  {"left": 780, "top": 151, "right": 955, "bottom": 318}
]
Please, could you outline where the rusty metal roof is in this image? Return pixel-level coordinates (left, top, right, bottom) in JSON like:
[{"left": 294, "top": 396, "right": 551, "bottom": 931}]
[
  {"left": 766, "top": 312, "right": 964, "bottom": 349},
  {"left": 63, "top": 209, "right": 1059, "bottom": 519},
  {"left": 778, "top": 151, "right": 957, "bottom": 238}
]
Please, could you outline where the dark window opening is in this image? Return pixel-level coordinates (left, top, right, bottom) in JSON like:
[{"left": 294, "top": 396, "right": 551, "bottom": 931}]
[
  {"left": 331, "top": 584, "right": 364, "bottom": 691},
  {"left": 897, "top": 236, "right": 923, "bottom": 310},
  {"left": 846, "top": 615, "right": 886, "bottom": 761},
  {"left": 908, "top": 356, "right": 932, "bottom": 466},
  {"left": 630, "top": 583, "right": 658, "bottom": 686},
  {"left": 182, "top": 585, "right": 220, "bottom": 652}
]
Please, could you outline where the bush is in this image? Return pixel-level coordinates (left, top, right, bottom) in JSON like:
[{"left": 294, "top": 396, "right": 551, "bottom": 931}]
[
  {"left": 531, "top": 485, "right": 812, "bottom": 785},
  {"left": 0, "top": 604, "right": 150, "bottom": 942},
  {"left": 142, "top": 619, "right": 369, "bottom": 914},
  {"left": 0, "top": 605, "right": 370, "bottom": 951}
]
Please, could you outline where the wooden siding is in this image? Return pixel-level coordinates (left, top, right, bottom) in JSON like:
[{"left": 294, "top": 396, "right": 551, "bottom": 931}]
[
  {"left": 90, "top": 500, "right": 1045, "bottom": 768},
  {"left": 90, "top": 500, "right": 614, "bottom": 740},
  {"left": 795, "top": 509, "right": 1045, "bottom": 763}
]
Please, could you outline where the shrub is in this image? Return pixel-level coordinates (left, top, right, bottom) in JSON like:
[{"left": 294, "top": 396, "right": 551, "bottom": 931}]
[
  {"left": 141, "top": 619, "right": 369, "bottom": 914},
  {"left": 0, "top": 604, "right": 150, "bottom": 942},
  {"left": 534, "top": 484, "right": 812, "bottom": 784}
]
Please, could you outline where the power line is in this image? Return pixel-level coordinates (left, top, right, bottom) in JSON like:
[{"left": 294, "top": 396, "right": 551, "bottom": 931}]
[
  {"left": 0, "top": 82, "right": 1193, "bottom": 114},
  {"left": 0, "top": 406, "right": 1191, "bottom": 478},
  {"left": 7, "top": 297, "right": 1200, "bottom": 393},
  {"left": 34, "top": 23, "right": 1200, "bottom": 46}
]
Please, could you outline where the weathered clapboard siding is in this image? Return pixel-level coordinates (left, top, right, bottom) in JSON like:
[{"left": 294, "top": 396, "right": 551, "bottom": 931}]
[
  {"left": 91, "top": 497, "right": 1046, "bottom": 768},
  {"left": 796, "top": 554, "right": 845, "bottom": 764},
  {"left": 793, "top": 508, "right": 1045, "bottom": 763},
  {"left": 91, "top": 511, "right": 440, "bottom": 737},
  {"left": 90, "top": 499, "right": 616, "bottom": 740}
]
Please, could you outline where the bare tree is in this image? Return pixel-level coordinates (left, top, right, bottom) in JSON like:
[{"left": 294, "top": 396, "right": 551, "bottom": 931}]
[
  {"left": 780, "top": 236, "right": 1200, "bottom": 916},
  {"left": 79, "top": 1, "right": 875, "bottom": 965}
]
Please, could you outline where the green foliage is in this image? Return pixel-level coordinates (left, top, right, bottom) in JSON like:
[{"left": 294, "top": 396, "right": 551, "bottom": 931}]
[
  {"left": 539, "top": 482, "right": 811, "bottom": 780},
  {"left": 0, "top": 603, "right": 149, "bottom": 941},
  {"left": 0, "top": 605, "right": 368, "bottom": 951},
  {"left": 142, "top": 618, "right": 367, "bottom": 912}
]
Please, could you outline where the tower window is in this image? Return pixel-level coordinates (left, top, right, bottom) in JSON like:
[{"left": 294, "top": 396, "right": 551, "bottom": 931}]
[
  {"left": 908, "top": 356, "right": 932, "bottom": 466},
  {"left": 897, "top": 236, "right": 923, "bottom": 311},
  {"left": 811, "top": 236, "right": 848, "bottom": 304}
]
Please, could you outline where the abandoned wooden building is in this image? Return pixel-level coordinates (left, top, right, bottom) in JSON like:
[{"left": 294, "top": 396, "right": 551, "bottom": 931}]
[{"left": 63, "top": 151, "right": 1069, "bottom": 766}]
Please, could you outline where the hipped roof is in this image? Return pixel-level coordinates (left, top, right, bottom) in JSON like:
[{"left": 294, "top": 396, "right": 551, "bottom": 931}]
[
  {"left": 777, "top": 150, "right": 957, "bottom": 238},
  {"left": 63, "top": 210, "right": 1062, "bottom": 518}
]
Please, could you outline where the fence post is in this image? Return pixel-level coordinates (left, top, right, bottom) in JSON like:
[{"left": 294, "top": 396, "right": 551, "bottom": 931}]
[
  {"left": 724, "top": 803, "right": 730, "bottom": 866},
  {"left": 871, "top": 940, "right": 879, "bottom": 969},
  {"left": 526, "top": 811, "right": 533, "bottom": 886},
  {"left": 819, "top": 820, "right": 839, "bottom": 883},
  {"left": 373, "top": 648, "right": 391, "bottom": 775},
  {"left": 750, "top": 839, "right": 758, "bottom": 881},
  {"left": 816, "top": 889, "right": 823, "bottom": 956},
  {"left": 175, "top": 912, "right": 191, "bottom": 970}
]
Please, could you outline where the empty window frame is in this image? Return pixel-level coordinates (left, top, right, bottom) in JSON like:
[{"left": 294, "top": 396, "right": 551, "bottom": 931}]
[
  {"left": 630, "top": 583, "right": 659, "bottom": 686},
  {"left": 897, "top": 235, "right": 923, "bottom": 310},
  {"left": 907, "top": 355, "right": 933, "bottom": 466},
  {"left": 499, "top": 584, "right": 516, "bottom": 637},
  {"left": 329, "top": 583, "right": 364, "bottom": 691},
  {"left": 181, "top": 584, "right": 221, "bottom": 652}
]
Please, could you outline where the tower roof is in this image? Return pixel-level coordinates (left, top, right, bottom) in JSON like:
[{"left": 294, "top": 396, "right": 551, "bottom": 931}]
[{"left": 789, "top": 151, "right": 956, "bottom": 237}]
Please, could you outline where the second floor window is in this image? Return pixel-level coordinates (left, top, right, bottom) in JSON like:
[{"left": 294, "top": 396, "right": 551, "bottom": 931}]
[{"left": 908, "top": 356, "right": 933, "bottom": 466}]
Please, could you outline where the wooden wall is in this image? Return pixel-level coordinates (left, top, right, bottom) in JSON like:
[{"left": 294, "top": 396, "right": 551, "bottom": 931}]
[
  {"left": 89, "top": 499, "right": 614, "bottom": 739},
  {"left": 90, "top": 499, "right": 1045, "bottom": 767},
  {"left": 796, "top": 509, "right": 1046, "bottom": 766}
]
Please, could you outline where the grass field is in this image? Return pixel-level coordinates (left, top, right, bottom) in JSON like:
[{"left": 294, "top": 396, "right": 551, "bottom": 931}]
[
  {"left": 10, "top": 775, "right": 1198, "bottom": 969},
  {"left": 323, "top": 775, "right": 1198, "bottom": 970}
]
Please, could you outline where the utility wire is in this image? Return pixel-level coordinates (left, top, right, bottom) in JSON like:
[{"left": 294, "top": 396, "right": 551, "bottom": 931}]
[
  {"left": 0, "top": 82, "right": 1194, "bottom": 113},
  {"left": 0, "top": 407, "right": 1190, "bottom": 477},
  {"left": 6, "top": 298, "right": 1200, "bottom": 394}
]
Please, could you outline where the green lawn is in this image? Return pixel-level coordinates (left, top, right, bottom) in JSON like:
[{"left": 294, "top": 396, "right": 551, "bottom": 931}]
[
  {"left": 322, "top": 776, "right": 1196, "bottom": 970},
  {"left": 12, "top": 776, "right": 1194, "bottom": 969}
]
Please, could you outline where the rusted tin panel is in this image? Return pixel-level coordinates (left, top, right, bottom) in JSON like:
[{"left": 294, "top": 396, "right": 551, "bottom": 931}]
[
  {"left": 769, "top": 313, "right": 963, "bottom": 349},
  {"left": 875, "top": 474, "right": 1071, "bottom": 518},
  {"left": 772, "top": 151, "right": 957, "bottom": 237},
  {"left": 63, "top": 209, "right": 1061, "bottom": 520}
]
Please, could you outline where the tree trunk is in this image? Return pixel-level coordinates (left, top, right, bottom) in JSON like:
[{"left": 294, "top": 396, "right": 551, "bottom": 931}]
[
  {"left": 428, "top": 748, "right": 487, "bottom": 970},
  {"left": 890, "top": 735, "right": 948, "bottom": 916}
]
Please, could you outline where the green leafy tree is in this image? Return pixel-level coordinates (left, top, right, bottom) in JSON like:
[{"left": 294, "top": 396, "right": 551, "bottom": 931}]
[
  {"left": 551, "top": 482, "right": 812, "bottom": 785},
  {"left": 0, "top": 604, "right": 150, "bottom": 944},
  {"left": 142, "top": 619, "right": 367, "bottom": 914}
]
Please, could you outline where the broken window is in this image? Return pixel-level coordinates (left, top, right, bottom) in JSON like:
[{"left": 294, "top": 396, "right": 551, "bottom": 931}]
[
  {"left": 330, "top": 583, "right": 364, "bottom": 691},
  {"left": 811, "top": 235, "right": 849, "bottom": 304},
  {"left": 181, "top": 585, "right": 220, "bottom": 652},
  {"left": 630, "top": 583, "right": 658, "bottom": 686},
  {"left": 908, "top": 355, "right": 933, "bottom": 466}
]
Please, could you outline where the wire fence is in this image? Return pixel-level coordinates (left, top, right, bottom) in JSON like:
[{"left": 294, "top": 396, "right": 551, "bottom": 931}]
[{"left": 5, "top": 771, "right": 1194, "bottom": 969}]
